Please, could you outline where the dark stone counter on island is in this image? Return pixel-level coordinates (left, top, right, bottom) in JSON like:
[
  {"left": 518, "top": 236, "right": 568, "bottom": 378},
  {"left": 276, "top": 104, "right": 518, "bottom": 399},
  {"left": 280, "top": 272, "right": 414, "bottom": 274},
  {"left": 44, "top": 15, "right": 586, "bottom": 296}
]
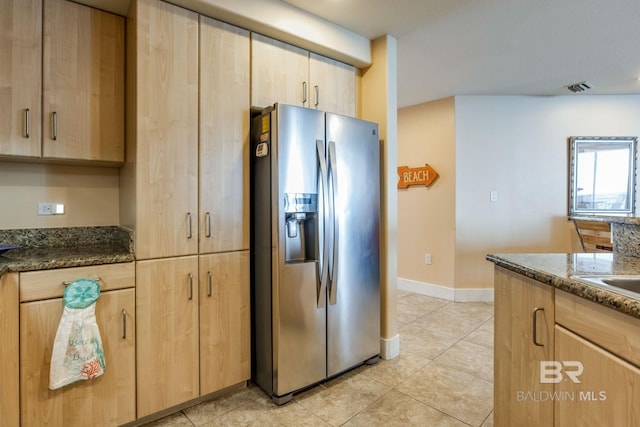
[
  {"left": 486, "top": 253, "right": 640, "bottom": 319},
  {"left": 0, "top": 226, "right": 134, "bottom": 276}
]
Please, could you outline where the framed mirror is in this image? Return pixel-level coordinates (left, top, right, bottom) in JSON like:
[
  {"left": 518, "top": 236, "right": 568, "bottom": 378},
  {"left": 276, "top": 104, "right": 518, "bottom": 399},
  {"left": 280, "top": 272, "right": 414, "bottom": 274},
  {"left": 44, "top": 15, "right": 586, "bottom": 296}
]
[{"left": 569, "top": 136, "right": 637, "bottom": 216}]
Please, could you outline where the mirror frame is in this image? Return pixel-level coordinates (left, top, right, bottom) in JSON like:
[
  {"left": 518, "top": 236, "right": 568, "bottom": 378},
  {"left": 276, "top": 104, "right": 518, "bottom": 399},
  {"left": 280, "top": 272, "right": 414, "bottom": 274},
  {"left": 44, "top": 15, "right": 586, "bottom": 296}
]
[{"left": 569, "top": 136, "right": 638, "bottom": 216}]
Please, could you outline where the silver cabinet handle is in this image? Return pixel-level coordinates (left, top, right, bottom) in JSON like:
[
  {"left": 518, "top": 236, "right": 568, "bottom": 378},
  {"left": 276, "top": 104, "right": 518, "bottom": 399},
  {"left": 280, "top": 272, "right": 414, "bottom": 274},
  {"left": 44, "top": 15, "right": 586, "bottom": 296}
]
[
  {"left": 188, "top": 273, "right": 193, "bottom": 300},
  {"left": 207, "top": 271, "right": 213, "bottom": 297},
  {"left": 314, "top": 85, "right": 319, "bottom": 108},
  {"left": 205, "top": 212, "right": 211, "bottom": 238},
  {"left": 24, "top": 108, "right": 30, "bottom": 138},
  {"left": 51, "top": 112, "right": 57, "bottom": 140},
  {"left": 532, "top": 307, "right": 544, "bottom": 346},
  {"left": 186, "top": 212, "right": 193, "bottom": 239},
  {"left": 302, "top": 81, "right": 308, "bottom": 105},
  {"left": 121, "top": 309, "right": 127, "bottom": 339}
]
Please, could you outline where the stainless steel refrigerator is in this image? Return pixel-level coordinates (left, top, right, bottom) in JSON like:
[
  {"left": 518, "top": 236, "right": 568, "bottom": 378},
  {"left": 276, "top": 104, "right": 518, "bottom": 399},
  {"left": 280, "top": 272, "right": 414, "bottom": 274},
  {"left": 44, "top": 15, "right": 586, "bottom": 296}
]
[{"left": 250, "top": 103, "right": 380, "bottom": 404}]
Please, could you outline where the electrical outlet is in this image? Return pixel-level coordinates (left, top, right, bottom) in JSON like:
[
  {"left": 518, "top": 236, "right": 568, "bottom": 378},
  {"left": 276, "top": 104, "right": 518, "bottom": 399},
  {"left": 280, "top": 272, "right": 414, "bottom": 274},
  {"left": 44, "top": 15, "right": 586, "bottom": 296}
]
[
  {"left": 38, "top": 202, "right": 53, "bottom": 215},
  {"left": 38, "top": 202, "right": 64, "bottom": 215},
  {"left": 424, "top": 253, "right": 432, "bottom": 265}
]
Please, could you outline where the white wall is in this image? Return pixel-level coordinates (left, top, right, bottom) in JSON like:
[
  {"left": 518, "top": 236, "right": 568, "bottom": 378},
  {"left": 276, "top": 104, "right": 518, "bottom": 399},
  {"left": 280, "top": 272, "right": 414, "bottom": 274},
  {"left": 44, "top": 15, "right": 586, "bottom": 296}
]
[
  {"left": 398, "top": 95, "right": 640, "bottom": 300},
  {"left": 455, "top": 95, "right": 640, "bottom": 291}
]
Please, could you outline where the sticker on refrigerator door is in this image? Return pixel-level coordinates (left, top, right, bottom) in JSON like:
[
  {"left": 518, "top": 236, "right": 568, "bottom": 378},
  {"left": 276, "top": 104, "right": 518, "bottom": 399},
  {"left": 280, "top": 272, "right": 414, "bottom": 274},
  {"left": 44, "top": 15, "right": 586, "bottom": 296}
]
[
  {"left": 256, "top": 142, "right": 269, "bottom": 157},
  {"left": 262, "top": 115, "right": 270, "bottom": 133}
]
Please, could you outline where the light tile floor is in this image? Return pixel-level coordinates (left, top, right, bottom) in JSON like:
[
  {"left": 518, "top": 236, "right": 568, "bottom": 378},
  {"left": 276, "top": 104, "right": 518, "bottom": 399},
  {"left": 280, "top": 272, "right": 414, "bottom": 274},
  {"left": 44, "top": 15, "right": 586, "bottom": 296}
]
[{"left": 143, "top": 291, "right": 494, "bottom": 427}]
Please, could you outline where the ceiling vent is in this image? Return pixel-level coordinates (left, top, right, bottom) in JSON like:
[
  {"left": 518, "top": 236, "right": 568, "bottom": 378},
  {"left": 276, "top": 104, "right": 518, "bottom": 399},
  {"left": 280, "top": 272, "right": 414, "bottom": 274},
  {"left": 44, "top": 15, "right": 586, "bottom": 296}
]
[{"left": 566, "top": 81, "right": 593, "bottom": 93}]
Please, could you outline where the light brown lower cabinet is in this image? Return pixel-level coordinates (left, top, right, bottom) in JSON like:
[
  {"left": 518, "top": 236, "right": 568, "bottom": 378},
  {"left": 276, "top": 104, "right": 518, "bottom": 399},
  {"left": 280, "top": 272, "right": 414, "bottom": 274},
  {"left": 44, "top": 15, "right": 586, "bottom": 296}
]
[
  {"left": 495, "top": 267, "right": 640, "bottom": 427},
  {"left": 135, "top": 256, "right": 200, "bottom": 418},
  {"left": 18, "top": 264, "right": 135, "bottom": 426},
  {"left": 136, "top": 252, "right": 251, "bottom": 416},
  {"left": 0, "top": 273, "right": 19, "bottom": 427},
  {"left": 555, "top": 290, "right": 640, "bottom": 426},
  {"left": 199, "top": 251, "right": 250, "bottom": 394},
  {"left": 20, "top": 287, "right": 136, "bottom": 426},
  {"left": 554, "top": 325, "right": 640, "bottom": 426},
  {"left": 494, "top": 266, "right": 555, "bottom": 427}
]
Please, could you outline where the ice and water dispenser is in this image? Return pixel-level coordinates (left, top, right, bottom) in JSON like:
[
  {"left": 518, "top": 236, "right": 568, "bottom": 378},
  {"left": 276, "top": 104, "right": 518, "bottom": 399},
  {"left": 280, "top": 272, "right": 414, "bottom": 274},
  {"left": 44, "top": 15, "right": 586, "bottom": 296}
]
[{"left": 284, "top": 193, "right": 318, "bottom": 263}]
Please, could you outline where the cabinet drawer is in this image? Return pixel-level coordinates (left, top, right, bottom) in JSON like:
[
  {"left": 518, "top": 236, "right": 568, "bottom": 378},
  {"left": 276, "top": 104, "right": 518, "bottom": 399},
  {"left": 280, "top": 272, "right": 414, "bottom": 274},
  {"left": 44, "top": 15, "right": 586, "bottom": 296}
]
[
  {"left": 556, "top": 289, "right": 640, "bottom": 367},
  {"left": 20, "top": 262, "right": 135, "bottom": 302}
]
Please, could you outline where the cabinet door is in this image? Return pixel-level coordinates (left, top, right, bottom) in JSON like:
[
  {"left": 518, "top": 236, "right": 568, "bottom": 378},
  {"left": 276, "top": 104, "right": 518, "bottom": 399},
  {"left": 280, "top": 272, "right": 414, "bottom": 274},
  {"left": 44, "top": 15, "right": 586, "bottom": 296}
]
[
  {"left": 20, "top": 288, "right": 135, "bottom": 426},
  {"left": 0, "top": 0, "right": 42, "bottom": 157},
  {"left": 555, "top": 325, "right": 640, "bottom": 426},
  {"left": 309, "top": 53, "right": 357, "bottom": 117},
  {"left": 134, "top": 0, "right": 198, "bottom": 259},
  {"left": 199, "top": 251, "right": 250, "bottom": 395},
  {"left": 199, "top": 17, "right": 250, "bottom": 254},
  {"left": 251, "top": 33, "right": 309, "bottom": 108},
  {"left": 136, "top": 257, "right": 199, "bottom": 417},
  {"left": 0, "top": 273, "right": 19, "bottom": 427},
  {"left": 494, "top": 267, "right": 554, "bottom": 427},
  {"left": 42, "top": 0, "right": 124, "bottom": 162}
]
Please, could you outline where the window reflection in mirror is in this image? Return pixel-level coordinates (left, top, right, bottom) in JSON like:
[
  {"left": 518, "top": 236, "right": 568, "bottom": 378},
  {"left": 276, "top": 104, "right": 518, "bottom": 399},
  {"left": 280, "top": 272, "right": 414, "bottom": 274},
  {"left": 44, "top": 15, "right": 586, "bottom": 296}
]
[{"left": 569, "top": 136, "right": 637, "bottom": 216}]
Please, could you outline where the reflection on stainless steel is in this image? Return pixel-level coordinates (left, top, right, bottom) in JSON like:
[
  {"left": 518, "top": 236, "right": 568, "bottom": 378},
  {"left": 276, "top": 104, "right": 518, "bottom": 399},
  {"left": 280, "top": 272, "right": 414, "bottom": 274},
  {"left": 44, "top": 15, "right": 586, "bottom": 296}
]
[{"left": 250, "top": 104, "right": 380, "bottom": 405}]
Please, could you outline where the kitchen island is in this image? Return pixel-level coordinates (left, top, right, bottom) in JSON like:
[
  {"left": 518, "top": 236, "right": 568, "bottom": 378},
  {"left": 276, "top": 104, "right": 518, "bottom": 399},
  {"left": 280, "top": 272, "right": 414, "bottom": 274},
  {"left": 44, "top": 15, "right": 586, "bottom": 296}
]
[
  {"left": 486, "top": 252, "right": 640, "bottom": 318},
  {"left": 487, "top": 252, "right": 640, "bottom": 427}
]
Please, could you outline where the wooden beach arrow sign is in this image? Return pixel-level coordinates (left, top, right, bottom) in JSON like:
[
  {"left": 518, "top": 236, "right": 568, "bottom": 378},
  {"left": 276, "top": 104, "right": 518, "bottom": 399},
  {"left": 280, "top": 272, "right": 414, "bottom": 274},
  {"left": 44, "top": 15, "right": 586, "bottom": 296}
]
[{"left": 397, "top": 164, "right": 439, "bottom": 189}]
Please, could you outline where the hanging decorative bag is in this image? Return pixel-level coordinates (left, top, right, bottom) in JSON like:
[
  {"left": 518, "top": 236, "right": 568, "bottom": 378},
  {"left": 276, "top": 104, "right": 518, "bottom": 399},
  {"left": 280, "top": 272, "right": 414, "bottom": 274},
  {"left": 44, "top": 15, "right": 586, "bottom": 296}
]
[{"left": 49, "top": 278, "right": 105, "bottom": 390}]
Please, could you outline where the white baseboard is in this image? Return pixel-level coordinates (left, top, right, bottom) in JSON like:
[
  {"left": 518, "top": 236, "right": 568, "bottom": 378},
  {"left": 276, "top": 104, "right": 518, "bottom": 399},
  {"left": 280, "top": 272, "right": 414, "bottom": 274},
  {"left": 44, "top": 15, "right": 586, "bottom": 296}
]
[
  {"left": 379, "top": 334, "right": 400, "bottom": 360},
  {"left": 397, "top": 277, "right": 454, "bottom": 300},
  {"left": 397, "top": 277, "right": 494, "bottom": 302}
]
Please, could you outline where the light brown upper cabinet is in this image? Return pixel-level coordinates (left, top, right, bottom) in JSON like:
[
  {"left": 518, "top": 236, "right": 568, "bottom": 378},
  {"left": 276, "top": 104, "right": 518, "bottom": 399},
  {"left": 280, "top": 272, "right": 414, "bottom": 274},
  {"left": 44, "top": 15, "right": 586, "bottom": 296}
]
[
  {"left": 199, "top": 16, "right": 250, "bottom": 254},
  {"left": 251, "top": 33, "right": 357, "bottom": 116},
  {"left": 42, "top": 0, "right": 124, "bottom": 163},
  {"left": 309, "top": 53, "right": 357, "bottom": 116},
  {"left": 251, "top": 33, "right": 309, "bottom": 109},
  {"left": 0, "top": 0, "right": 42, "bottom": 157},
  {"left": 127, "top": 0, "right": 199, "bottom": 259}
]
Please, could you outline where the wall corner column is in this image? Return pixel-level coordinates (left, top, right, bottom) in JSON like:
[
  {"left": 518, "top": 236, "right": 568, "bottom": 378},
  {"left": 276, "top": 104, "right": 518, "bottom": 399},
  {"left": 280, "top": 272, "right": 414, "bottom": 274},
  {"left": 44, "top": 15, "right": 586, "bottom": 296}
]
[{"left": 361, "top": 35, "right": 399, "bottom": 359}]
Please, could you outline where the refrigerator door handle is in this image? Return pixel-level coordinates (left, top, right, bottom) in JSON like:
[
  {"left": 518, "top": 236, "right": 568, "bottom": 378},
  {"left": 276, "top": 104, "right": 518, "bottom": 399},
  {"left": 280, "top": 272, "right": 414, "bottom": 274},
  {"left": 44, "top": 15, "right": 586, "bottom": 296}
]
[
  {"left": 328, "top": 140, "right": 339, "bottom": 305},
  {"left": 316, "top": 139, "right": 329, "bottom": 308}
]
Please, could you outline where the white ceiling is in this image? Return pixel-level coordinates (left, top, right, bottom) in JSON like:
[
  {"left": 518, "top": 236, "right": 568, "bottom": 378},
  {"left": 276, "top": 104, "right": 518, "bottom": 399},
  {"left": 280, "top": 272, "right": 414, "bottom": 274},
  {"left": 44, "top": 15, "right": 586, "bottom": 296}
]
[
  {"left": 283, "top": 0, "right": 640, "bottom": 107},
  {"left": 78, "top": 0, "right": 640, "bottom": 108}
]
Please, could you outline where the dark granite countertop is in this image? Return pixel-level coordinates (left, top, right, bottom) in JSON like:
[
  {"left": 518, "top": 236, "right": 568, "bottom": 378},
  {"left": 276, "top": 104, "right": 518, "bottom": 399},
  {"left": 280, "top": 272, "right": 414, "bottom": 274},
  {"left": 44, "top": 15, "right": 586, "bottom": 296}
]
[
  {"left": 486, "top": 253, "right": 640, "bottom": 319},
  {"left": 0, "top": 226, "right": 134, "bottom": 277},
  {"left": 0, "top": 246, "right": 134, "bottom": 276}
]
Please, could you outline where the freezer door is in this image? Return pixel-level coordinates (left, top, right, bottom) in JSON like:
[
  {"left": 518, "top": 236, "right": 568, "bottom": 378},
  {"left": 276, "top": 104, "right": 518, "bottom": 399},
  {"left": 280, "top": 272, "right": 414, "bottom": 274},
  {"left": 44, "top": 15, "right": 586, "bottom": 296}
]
[
  {"left": 273, "top": 104, "right": 327, "bottom": 396},
  {"left": 326, "top": 113, "right": 381, "bottom": 376}
]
